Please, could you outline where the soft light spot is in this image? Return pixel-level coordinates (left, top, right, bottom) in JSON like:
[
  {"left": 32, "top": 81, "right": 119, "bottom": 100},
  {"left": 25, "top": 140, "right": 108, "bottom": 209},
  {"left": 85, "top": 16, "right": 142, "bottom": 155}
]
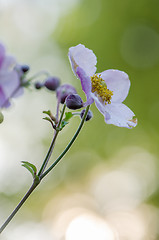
[{"left": 65, "top": 213, "right": 117, "bottom": 240}]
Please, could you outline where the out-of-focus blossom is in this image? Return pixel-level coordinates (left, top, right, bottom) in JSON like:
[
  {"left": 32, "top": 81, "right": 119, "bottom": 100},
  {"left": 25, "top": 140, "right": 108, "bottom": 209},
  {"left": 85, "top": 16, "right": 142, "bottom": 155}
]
[
  {"left": 68, "top": 44, "right": 137, "bottom": 128},
  {"left": 0, "top": 43, "right": 23, "bottom": 108},
  {"left": 56, "top": 84, "right": 77, "bottom": 104},
  {"left": 44, "top": 76, "right": 60, "bottom": 91}
]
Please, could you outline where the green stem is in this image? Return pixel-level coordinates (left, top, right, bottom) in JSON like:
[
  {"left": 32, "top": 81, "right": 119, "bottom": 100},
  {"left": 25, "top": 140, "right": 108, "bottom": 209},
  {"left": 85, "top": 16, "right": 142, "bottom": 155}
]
[
  {"left": 40, "top": 105, "right": 90, "bottom": 180},
  {"left": 38, "top": 104, "right": 66, "bottom": 177},
  {"left": 0, "top": 105, "right": 90, "bottom": 233},
  {"left": 27, "top": 70, "right": 50, "bottom": 83},
  {"left": 0, "top": 178, "right": 40, "bottom": 234}
]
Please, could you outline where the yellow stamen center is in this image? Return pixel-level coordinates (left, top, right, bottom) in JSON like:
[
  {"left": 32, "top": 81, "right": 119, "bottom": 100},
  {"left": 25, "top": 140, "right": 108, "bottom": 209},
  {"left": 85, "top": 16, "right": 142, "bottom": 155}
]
[{"left": 91, "top": 74, "right": 113, "bottom": 104}]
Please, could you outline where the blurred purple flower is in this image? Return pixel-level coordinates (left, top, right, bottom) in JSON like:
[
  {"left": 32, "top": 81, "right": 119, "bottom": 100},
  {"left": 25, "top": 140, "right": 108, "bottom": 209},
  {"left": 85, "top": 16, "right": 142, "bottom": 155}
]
[
  {"left": 0, "top": 43, "right": 23, "bottom": 108},
  {"left": 68, "top": 44, "right": 137, "bottom": 128},
  {"left": 56, "top": 84, "right": 77, "bottom": 104}
]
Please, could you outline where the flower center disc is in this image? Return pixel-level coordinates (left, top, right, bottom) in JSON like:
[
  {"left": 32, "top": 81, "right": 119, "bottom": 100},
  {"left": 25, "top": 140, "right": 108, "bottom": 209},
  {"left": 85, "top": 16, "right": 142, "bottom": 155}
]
[{"left": 91, "top": 74, "right": 113, "bottom": 104}]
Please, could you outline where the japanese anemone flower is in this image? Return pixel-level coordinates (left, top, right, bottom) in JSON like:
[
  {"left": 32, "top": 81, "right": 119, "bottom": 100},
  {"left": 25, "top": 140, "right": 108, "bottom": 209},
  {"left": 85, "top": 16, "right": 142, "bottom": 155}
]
[
  {"left": 0, "top": 43, "right": 23, "bottom": 108},
  {"left": 68, "top": 44, "right": 137, "bottom": 128}
]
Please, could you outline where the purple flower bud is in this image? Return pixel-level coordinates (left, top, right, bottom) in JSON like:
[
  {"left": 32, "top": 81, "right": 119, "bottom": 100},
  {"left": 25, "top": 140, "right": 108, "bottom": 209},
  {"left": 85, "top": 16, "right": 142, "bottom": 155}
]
[
  {"left": 65, "top": 94, "right": 83, "bottom": 110},
  {"left": 34, "top": 82, "right": 43, "bottom": 89},
  {"left": 44, "top": 76, "right": 60, "bottom": 91},
  {"left": 80, "top": 109, "right": 93, "bottom": 121},
  {"left": 56, "top": 84, "right": 77, "bottom": 104},
  {"left": 21, "top": 64, "right": 30, "bottom": 73}
]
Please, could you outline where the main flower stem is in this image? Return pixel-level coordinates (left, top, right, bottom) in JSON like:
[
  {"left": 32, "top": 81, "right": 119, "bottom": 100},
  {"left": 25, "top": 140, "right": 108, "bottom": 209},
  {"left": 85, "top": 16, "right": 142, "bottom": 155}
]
[
  {"left": 0, "top": 178, "right": 40, "bottom": 234},
  {"left": 0, "top": 105, "right": 90, "bottom": 234},
  {"left": 40, "top": 105, "right": 90, "bottom": 179}
]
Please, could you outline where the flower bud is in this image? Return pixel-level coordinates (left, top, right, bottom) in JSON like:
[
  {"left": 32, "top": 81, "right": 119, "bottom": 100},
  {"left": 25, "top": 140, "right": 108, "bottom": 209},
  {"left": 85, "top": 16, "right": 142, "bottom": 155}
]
[
  {"left": 34, "top": 81, "right": 43, "bottom": 89},
  {"left": 14, "top": 64, "right": 29, "bottom": 78},
  {"left": 56, "top": 84, "right": 77, "bottom": 104},
  {"left": 44, "top": 76, "right": 60, "bottom": 91},
  {"left": 21, "top": 64, "right": 30, "bottom": 73},
  {"left": 65, "top": 94, "right": 83, "bottom": 110},
  {"left": 80, "top": 109, "right": 93, "bottom": 121}
]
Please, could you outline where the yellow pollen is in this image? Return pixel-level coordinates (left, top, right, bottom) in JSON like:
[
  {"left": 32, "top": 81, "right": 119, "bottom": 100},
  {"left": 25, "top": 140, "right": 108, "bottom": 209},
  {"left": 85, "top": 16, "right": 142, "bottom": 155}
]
[{"left": 91, "top": 74, "right": 113, "bottom": 104}]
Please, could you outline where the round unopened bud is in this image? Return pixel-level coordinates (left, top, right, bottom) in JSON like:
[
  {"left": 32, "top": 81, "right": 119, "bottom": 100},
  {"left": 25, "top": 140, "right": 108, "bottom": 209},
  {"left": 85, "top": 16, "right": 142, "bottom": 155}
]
[
  {"left": 14, "top": 64, "right": 29, "bottom": 78},
  {"left": 56, "top": 84, "right": 77, "bottom": 104},
  {"left": 21, "top": 64, "right": 30, "bottom": 73},
  {"left": 34, "top": 82, "right": 43, "bottom": 89},
  {"left": 44, "top": 76, "right": 60, "bottom": 91},
  {"left": 80, "top": 109, "right": 93, "bottom": 121},
  {"left": 65, "top": 94, "right": 83, "bottom": 110}
]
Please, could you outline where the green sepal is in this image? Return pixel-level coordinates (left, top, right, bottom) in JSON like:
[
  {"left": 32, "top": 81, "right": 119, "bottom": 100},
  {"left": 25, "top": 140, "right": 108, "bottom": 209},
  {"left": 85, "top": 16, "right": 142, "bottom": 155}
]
[
  {"left": 21, "top": 161, "right": 37, "bottom": 179},
  {"left": 60, "top": 112, "right": 73, "bottom": 129},
  {"left": 21, "top": 80, "right": 31, "bottom": 88}
]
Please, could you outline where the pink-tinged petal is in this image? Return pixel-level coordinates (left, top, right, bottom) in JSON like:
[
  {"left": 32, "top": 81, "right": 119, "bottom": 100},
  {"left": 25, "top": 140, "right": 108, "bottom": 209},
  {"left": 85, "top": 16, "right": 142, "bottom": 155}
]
[
  {"left": 76, "top": 67, "right": 91, "bottom": 94},
  {"left": 104, "top": 103, "right": 137, "bottom": 128},
  {"left": 68, "top": 44, "right": 97, "bottom": 77},
  {"left": 101, "top": 69, "right": 130, "bottom": 103},
  {"left": 76, "top": 66, "right": 94, "bottom": 105},
  {"left": 0, "top": 43, "right": 5, "bottom": 69}
]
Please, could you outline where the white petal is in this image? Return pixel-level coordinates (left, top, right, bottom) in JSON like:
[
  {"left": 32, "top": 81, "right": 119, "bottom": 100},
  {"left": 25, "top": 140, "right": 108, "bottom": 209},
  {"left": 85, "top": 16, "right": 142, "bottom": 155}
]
[
  {"left": 101, "top": 69, "right": 130, "bottom": 103},
  {"left": 104, "top": 103, "right": 137, "bottom": 128},
  {"left": 93, "top": 94, "right": 106, "bottom": 115},
  {"left": 68, "top": 44, "right": 97, "bottom": 77}
]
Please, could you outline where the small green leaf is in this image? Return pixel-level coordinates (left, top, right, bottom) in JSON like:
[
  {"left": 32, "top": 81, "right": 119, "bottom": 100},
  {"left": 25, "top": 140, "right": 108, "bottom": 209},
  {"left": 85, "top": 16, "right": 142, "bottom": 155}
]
[
  {"left": 22, "top": 161, "right": 37, "bottom": 173},
  {"left": 60, "top": 112, "right": 73, "bottom": 130},
  {"left": 61, "top": 120, "right": 69, "bottom": 129},
  {"left": 43, "top": 110, "right": 56, "bottom": 122},
  {"left": 21, "top": 161, "right": 37, "bottom": 178},
  {"left": 64, "top": 112, "right": 73, "bottom": 121},
  {"left": 43, "top": 117, "right": 52, "bottom": 123},
  {"left": 43, "top": 110, "right": 51, "bottom": 116},
  {"left": 0, "top": 112, "right": 4, "bottom": 124}
]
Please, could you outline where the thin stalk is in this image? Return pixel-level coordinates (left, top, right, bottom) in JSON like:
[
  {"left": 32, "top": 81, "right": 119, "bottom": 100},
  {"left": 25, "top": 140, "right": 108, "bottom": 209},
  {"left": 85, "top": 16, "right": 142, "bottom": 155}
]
[
  {"left": 0, "top": 178, "right": 40, "bottom": 234},
  {"left": 40, "top": 105, "right": 90, "bottom": 180},
  {"left": 0, "top": 105, "right": 90, "bottom": 233},
  {"left": 56, "top": 99, "right": 60, "bottom": 122},
  {"left": 27, "top": 70, "right": 50, "bottom": 83},
  {"left": 38, "top": 104, "right": 66, "bottom": 177}
]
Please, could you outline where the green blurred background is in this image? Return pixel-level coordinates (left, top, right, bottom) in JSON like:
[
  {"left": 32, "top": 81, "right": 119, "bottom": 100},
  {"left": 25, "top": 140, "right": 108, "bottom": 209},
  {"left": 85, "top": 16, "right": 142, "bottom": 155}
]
[{"left": 0, "top": 0, "right": 159, "bottom": 239}]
